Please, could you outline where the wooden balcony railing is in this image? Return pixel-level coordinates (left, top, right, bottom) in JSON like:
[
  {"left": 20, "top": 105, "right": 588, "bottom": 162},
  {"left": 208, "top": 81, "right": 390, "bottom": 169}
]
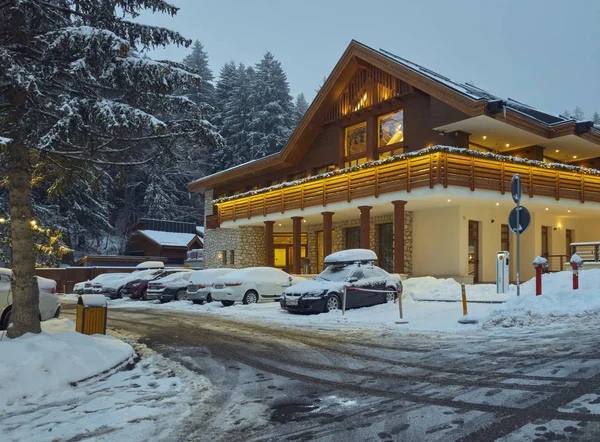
[{"left": 215, "top": 151, "right": 600, "bottom": 224}]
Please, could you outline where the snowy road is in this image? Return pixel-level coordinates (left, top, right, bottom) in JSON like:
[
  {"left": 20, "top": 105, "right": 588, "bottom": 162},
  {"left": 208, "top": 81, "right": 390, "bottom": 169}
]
[{"left": 61, "top": 303, "right": 600, "bottom": 442}]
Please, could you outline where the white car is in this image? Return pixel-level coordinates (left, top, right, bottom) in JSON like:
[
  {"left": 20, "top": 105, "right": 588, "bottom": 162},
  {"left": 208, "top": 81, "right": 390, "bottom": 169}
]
[
  {"left": 82, "top": 273, "right": 130, "bottom": 296},
  {"left": 0, "top": 268, "right": 60, "bottom": 330},
  {"left": 186, "top": 268, "right": 235, "bottom": 304},
  {"left": 211, "top": 267, "right": 298, "bottom": 306}
]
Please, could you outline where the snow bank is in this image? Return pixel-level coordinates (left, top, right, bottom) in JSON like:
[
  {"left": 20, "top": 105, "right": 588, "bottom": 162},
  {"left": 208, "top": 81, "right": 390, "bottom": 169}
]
[
  {"left": 403, "top": 276, "right": 508, "bottom": 301},
  {"left": 484, "top": 269, "right": 600, "bottom": 327},
  {"left": 0, "top": 319, "right": 134, "bottom": 407}
]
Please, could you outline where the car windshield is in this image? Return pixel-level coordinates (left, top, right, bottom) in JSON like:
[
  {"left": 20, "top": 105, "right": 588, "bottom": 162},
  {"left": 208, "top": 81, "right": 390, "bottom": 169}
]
[{"left": 317, "top": 265, "right": 356, "bottom": 282}]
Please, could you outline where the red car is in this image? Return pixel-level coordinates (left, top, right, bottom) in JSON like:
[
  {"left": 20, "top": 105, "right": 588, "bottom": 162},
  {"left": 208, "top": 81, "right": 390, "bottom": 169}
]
[{"left": 122, "top": 269, "right": 192, "bottom": 300}]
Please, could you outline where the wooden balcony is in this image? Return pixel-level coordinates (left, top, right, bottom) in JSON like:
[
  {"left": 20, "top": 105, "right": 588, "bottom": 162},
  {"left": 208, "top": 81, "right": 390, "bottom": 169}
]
[{"left": 215, "top": 150, "right": 600, "bottom": 224}]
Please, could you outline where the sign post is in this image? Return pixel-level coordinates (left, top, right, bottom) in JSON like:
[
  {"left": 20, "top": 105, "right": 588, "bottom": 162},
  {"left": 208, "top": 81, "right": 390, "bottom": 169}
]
[{"left": 508, "top": 175, "right": 531, "bottom": 297}]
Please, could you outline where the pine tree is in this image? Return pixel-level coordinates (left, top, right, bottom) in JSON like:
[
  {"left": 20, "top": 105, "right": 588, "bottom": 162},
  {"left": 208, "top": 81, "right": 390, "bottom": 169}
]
[
  {"left": 572, "top": 106, "right": 585, "bottom": 121},
  {"left": 183, "top": 40, "right": 216, "bottom": 117},
  {"left": 212, "top": 61, "right": 238, "bottom": 135},
  {"left": 0, "top": 0, "right": 221, "bottom": 337},
  {"left": 593, "top": 112, "right": 600, "bottom": 125},
  {"left": 292, "top": 93, "right": 309, "bottom": 128},
  {"left": 248, "top": 52, "right": 294, "bottom": 160}
]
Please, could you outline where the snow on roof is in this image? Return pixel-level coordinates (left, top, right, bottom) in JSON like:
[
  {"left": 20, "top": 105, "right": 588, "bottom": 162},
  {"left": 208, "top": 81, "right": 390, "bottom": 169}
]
[
  {"left": 135, "top": 260, "right": 165, "bottom": 269},
  {"left": 189, "top": 154, "right": 278, "bottom": 186},
  {"left": 0, "top": 137, "right": 12, "bottom": 146},
  {"left": 324, "top": 249, "right": 377, "bottom": 264},
  {"left": 137, "top": 230, "right": 200, "bottom": 248}
]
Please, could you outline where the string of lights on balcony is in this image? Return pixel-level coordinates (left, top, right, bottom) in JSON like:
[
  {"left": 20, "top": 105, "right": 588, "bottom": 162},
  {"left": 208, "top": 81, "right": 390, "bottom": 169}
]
[{"left": 213, "top": 145, "right": 600, "bottom": 205}]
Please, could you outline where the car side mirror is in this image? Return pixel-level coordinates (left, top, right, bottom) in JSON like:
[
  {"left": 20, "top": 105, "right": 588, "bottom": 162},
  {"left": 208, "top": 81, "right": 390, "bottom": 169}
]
[{"left": 348, "top": 277, "right": 358, "bottom": 283}]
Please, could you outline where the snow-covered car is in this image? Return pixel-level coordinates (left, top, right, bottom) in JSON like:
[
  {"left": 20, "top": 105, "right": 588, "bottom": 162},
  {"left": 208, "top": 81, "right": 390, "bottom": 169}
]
[
  {"left": 0, "top": 268, "right": 61, "bottom": 330},
  {"left": 211, "top": 267, "right": 297, "bottom": 306},
  {"left": 122, "top": 268, "right": 192, "bottom": 300},
  {"left": 186, "top": 268, "right": 235, "bottom": 304},
  {"left": 100, "top": 269, "right": 164, "bottom": 299},
  {"left": 82, "top": 273, "right": 129, "bottom": 296},
  {"left": 146, "top": 272, "right": 195, "bottom": 303},
  {"left": 73, "top": 281, "right": 86, "bottom": 295},
  {"left": 280, "top": 249, "right": 402, "bottom": 314}
]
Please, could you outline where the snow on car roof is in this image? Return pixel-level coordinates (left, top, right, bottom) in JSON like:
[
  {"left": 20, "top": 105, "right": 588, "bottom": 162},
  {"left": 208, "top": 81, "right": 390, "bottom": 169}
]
[
  {"left": 216, "top": 267, "right": 287, "bottom": 281},
  {"left": 324, "top": 249, "right": 377, "bottom": 264},
  {"left": 155, "top": 272, "right": 193, "bottom": 283},
  {"left": 135, "top": 260, "right": 165, "bottom": 269},
  {"left": 190, "top": 268, "right": 234, "bottom": 283}
]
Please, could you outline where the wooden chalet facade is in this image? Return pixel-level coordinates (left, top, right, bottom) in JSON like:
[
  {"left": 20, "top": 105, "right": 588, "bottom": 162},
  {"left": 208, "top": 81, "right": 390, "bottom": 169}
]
[{"left": 189, "top": 41, "right": 600, "bottom": 283}]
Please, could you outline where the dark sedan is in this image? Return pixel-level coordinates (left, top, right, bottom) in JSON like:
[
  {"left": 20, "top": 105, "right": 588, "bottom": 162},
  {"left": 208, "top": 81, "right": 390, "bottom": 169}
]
[{"left": 281, "top": 263, "right": 401, "bottom": 314}]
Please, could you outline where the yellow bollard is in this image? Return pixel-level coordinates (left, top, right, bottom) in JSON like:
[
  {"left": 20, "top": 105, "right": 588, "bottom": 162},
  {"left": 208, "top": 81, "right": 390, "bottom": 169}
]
[{"left": 461, "top": 283, "right": 468, "bottom": 316}]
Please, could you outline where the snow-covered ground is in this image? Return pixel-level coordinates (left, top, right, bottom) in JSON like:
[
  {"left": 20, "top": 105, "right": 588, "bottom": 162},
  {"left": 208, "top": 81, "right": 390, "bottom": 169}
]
[
  {"left": 62, "top": 269, "right": 600, "bottom": 333},
  {"left": 0, "top": 319, "right": 211, "bottom": 442}
]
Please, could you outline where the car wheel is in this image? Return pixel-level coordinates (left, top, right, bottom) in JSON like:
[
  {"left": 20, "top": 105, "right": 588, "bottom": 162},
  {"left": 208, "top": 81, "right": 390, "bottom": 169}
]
[
  {"left": 324, "top": 294, "right": 340, "bottom": 312},
  {"left": 221, "top": 300, "right": 235, "bottom": 307},
  {"left": 192, "top": 300, "right": 204, "bottom": 305},
  {"left": 242, "top": 290, "right": 258, "bottom": 305},
  {"left": 206, "top": 294, "right": 213, "bottom": 303},
  {"left": 176, "top": 289, "right": 188, "bottom": 301},
  {"left": 384, "top": 288, "right": 397, "bottom": 303},
  {"left": 0, "top": 308, "right": 11, "bottom": 330}
]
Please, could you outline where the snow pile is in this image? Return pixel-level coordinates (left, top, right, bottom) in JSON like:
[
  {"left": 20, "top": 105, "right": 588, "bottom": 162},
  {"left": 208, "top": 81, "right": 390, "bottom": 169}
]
[
  {"left": 0, "top": 319, "right": 134, "bottom": 407},
  {"left": 484, "top": 269, "right": 600, "bottom": 327},
  {"left": 403, "top": 276, "right": 507, "bottom": 301}
]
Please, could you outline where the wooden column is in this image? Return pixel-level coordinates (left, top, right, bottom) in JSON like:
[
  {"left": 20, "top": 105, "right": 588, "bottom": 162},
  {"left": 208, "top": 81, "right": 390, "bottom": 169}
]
[
  {"left": 358, "top": 206, "right": 372, "bottom": 250},
  {"left": 321, "top": 212, "right": 334, "bottom": 258},
  {"left": 264, "top": 221, "right": 275, "bottom": 267},
  {"left": 292, "top": 216, "right": 303, "bottom": 274},
  {"left": 393, "top": 200, "right": 407, "bottom": 274}
]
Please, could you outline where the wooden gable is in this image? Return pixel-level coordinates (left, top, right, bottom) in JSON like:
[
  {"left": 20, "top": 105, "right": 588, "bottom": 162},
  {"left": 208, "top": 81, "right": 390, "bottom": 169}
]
[{"left": 323, "top": 64, "right": 414, "bottom": 124}]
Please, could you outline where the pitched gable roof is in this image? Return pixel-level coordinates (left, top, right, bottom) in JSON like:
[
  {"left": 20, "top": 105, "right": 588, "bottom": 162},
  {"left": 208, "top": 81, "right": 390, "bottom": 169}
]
[{"left": 189, "top": 40, "right": 600, "bottom": 192}]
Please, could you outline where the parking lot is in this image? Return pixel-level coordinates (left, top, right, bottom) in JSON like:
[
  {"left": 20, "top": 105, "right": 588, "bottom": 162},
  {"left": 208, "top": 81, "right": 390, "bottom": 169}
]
[{"left": 60, "top": 299, "right": 600, "bottom": 442}]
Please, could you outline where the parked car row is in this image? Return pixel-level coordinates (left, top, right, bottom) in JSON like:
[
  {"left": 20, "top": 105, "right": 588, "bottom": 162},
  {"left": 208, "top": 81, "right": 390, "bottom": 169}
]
[{"left": 70, "top": 249, "right": 402, "bottom": 316}]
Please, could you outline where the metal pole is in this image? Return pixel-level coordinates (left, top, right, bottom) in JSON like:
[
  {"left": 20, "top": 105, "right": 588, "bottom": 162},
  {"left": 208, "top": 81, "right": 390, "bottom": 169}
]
[
  {"left": 342, "top": 286, "right": 347, "bottom": 315},
  {"left": 461, "top": 283, "right": 468, "bottom": 316},
  {"left": 397, "top": 291, "right": 403, "bottom": 319},
  {"left": 516, "top": 205, "right": 521, "bottom": 297}
]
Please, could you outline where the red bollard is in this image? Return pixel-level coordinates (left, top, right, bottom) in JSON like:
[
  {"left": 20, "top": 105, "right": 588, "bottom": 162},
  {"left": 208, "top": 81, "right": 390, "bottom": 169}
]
[
  {"left": 570, "top": 261, "right": 579, "bottom": 290},
  {"left": 535, "top": 265, "right": 543, "bottom": 296}
]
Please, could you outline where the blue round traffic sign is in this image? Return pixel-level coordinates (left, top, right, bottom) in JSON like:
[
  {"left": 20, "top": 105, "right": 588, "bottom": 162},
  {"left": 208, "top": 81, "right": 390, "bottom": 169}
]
[{"left": 508, "top": 206, "right": 531, "bottom": 234}]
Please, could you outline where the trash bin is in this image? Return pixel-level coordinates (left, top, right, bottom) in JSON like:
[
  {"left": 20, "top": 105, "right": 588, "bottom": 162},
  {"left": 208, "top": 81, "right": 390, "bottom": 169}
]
[{"left": 76, "top": 295, "right": 108, "bottom": 335}]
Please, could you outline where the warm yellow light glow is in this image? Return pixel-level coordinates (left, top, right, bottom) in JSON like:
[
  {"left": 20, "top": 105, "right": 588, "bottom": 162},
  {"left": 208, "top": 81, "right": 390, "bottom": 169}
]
[
  {"left": 557, "top": 223, "right": 562, "bottom": 229},
  {"left": 505, "top": 143, "right": 510, "bottom": 148},
  {"left": 568, "top": 210, "right": 572, "bottom": 213},
  {"left": 0, "top": 217, "right": 5, "bottom": 224},
  {"left": 278, "top": 223, "right": 282, "bottom": 227},
  {"left": 545, "top": 208, "right": 549, "bottom": 211},
  {"left": 496, "top": 202, "right": 500, "bottom": 206},
  {"left": 447, "top": 199, "right": 451, "bottom": 203},
  {"left": 30, "top": 220, "right": 37, "bottom": 226},
  {"left": 303, "top": 219, "right": 306, "bottom": 223},
  {"left": 482, "top": 135, "right": 487, "bottom": 140},
  {"left": 573, "top": 155, "right": 578, "bottom": 159},
  {"left": 555, "top": 149, "right": 560, "bottom": 153}
]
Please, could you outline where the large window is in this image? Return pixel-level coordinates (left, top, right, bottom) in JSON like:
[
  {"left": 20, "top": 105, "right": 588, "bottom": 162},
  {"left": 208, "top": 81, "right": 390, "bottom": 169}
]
[
  {"left": 378, "top": 110, "right": 404, "bottom": 158},
  {"left": 344, "top": 122, "right": 367, "bottom": 166},
  {"left": 345, "top": 227, "right": 361, "bottom": 249}
]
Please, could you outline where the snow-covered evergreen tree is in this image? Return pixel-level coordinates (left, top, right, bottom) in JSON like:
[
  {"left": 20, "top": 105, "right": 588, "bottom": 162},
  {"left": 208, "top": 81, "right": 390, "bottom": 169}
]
[
  {"left": 212, "top": 61, "right": 238, "bottom": 135},
  {"left": 572, "top": 106, "right": 585, "bottom": 121},
  {"left": 0, "top": 0, "right": 220, "bottom": 337},
  {"left": 248, "top": 52, "right": 294, "bottom": 160},
  {"left": 292, "top": 93, "right": 309, "bottom": 128},
  {"left": 183, "top": 40, "right": 216, "bottom": 117},
  {"left": 593, "top": 112, "right": 600, "bottom": 125}
]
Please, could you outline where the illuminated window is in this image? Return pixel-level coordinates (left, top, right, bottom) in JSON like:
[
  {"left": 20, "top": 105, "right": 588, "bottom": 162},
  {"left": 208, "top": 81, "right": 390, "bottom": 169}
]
[
  {"left": 344, "top": 157, "right": 367, "bottom": 168},
  {"left": 314, "top": 165, "right": 336, "bottom": 175},
  {"left": 288, "top": 172, "right": 305, "bottom": 182},
  {"left": 345, "top": 122, "right": 367, "bottom": 157},
  {"left": 378, "top": 110, "right": 404, "bottom": 147}
]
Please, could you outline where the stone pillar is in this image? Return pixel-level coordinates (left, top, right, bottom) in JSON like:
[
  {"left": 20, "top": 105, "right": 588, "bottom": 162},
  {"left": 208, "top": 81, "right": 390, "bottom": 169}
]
[
  {"left": 322, "top": 212, "right": 334, "bottom": 259},
  {"left": 393, "top": 200, "right": 407, "bottom": 274},
  {"left": 292, "top": 216, "right": 303, "bottom": 274},
  {"left": 264, "top": 221, "right": 275, "bottom": 267},
  {"left": 359, "top": 206, "right": 372, "bottom": 249}
]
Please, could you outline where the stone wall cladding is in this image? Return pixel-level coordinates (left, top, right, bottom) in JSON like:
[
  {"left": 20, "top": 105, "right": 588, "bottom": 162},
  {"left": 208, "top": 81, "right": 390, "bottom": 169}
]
[
  {"left": 203, "top": 227, "right": 238, "bottom": 269},
  {"left": 306, "top": 211, "right": 413, "bottom": 274},
  {"left": 204, "top": 225, "right": 266, "bottom": 269}
]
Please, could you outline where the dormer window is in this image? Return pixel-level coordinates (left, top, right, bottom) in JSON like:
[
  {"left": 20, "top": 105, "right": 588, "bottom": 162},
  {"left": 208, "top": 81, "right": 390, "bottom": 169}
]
[{"left": 378, "top": 110, "right": 404, "bottom": 158}]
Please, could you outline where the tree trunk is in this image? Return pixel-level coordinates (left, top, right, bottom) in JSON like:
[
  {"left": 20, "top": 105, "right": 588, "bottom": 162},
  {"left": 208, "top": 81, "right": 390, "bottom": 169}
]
[{"left": 6, "top": 140, "right": 40, "bottom": 338}]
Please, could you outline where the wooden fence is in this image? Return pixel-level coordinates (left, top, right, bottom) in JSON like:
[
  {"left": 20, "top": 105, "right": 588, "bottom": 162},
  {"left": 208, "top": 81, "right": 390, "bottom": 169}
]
[{"left": 216, "top": 152, "right": 600, "bottom": 223}]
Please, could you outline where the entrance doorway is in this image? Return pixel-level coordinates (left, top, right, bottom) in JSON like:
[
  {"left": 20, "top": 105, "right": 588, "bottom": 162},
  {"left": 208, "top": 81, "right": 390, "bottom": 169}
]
[
  {"left": 272, "top": 233, "right": 307, "bottom": 273},
  {"left": 468, "top": 221, "right": 480, "bottom": 283},
  {"left": 541, "top": 226, "right": 550, "bottom": 258},
  {"left": 378, "top": 223, "right": 394, "bottom": 273}
]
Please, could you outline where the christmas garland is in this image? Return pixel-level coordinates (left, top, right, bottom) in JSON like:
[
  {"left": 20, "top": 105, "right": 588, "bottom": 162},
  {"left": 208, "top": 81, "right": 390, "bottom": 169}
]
[{"left": 213, "top": 145, "right": 600, "bottom": 204}]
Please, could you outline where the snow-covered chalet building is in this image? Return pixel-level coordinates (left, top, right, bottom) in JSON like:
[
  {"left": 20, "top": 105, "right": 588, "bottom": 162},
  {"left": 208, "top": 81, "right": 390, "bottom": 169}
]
[{"left": 189, "top": 41, "right": 600, "bottom": 283}]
